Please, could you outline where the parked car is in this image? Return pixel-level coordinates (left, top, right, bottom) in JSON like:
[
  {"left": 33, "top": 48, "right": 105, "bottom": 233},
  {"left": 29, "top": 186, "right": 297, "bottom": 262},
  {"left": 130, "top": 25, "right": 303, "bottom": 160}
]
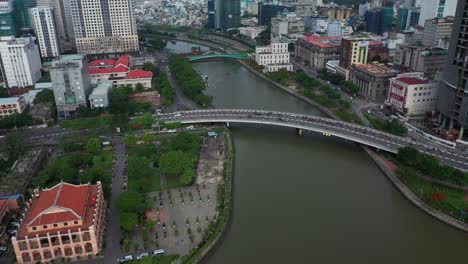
[
  {"left": 136, "top": 252, "right": 149, "bottom": 260},
  {"left": 118, "top": 255, "right": 133, "bottom": 263},
  {"left": 0, "top": 246, "right": 7, "bottom": 252},
  {"left": 152, "top": 249, "right": 165, "bottom": 256}
]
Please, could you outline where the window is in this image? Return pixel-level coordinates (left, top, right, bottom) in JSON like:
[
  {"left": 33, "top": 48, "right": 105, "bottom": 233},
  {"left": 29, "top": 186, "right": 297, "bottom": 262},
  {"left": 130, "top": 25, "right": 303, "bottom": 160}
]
[
  {"left": 43, "top": 225, "right": 47, "bottom": 229},
  {"left": 74, "top": 221, "right": 78, "bottom": 224},
  {"left": 32, "top": 227, "right": 37, "bottom": 230},
  {"left": 64, "top": 222, "right": 68, "bottom": 226},
  {"left": 53, "top": 224, "right": 58, "bottom": 227}
]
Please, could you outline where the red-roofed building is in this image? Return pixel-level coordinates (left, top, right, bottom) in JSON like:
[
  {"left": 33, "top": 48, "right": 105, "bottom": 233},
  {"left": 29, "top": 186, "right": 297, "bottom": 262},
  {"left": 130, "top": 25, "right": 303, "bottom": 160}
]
[
  {"left": 88, "top": 56, "right": 152, "bottom": 89},
  {"left": 295, "top": 35, "right": 342, "bottom": 70},
  {"left": 386, "top": 73, "right": 439, "bottom": 116},
  {"left": 367, "top": 41, "right": 389, "bottom": 63},
  {"left": 11, "top": 182, "right": 105, "bottom": 263}
]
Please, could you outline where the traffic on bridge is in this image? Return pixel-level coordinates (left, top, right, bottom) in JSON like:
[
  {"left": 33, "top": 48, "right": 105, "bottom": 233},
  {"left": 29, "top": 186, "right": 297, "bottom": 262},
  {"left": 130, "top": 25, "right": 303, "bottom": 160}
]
[{"left": 156, "top": 109, "right": 468, "bottom": 171}]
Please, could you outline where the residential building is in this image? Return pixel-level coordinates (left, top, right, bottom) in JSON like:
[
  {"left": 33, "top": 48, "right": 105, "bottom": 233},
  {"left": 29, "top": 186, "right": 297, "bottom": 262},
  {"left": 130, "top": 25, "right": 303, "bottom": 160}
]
[
  {"left": 422, "top": 16, "right": 454, "bottom": 48},
  {"left": 0, "top": 0, "right": 18, "bottom": 37},
  {"left": 0, "top": 96, "right": 26, "bottom": 117},
  {"left": 51, "top": 54, "right": 91, "bottom": 119},
  {"left": 88, "top": 56, "right": 153, "bottom": 89},
  {"left": 368, "top": 41, "right": 390, "bottom": 62},
  {"left": 14, "top": 0, "right": 35, "bottom": 31},
  {"left": 386, "top": 72, "right": 439, "bottom": 116},
  {"left": 318, "top": 5, "right": 353, "bottom": 21},
  {"left": 29, "top": 6, "right": 60, "bottom": 58},
  {"left": 0, "top": 36, "right": 41, "bottom": 88},
  {"left": 418, "top": 0, "right": 458, "bottom": 26},
  {"left": 396, "top": 8, "right": 420, "bottom": 31},
  {"left": 257, "top": 2, "right": 295, "bottom": 26},
  {"left": 393, "top": 44, "right": 448, "bottom": 79},
  {"left": 89, "top": 82, "right": 111, "bottom": 108},
  {"left": 340, "top": 36, "right": 371, "bottom": 69},
  {"left": 295, "top": 0, "right": 319, "bottom": 16},
  {"left": 326, "top": 21, "right": 342, "bottom": 36},
  {"left": 270, "top": 13, "right": 304, "bottom": 41},
  {"left": 66, "top": 0, "right": 139, "bottom": 54},
  {"left": 295, "top": 35, "right": 342, "bottom": 70},
  {"left": 239, "top": 26, "right": 266, "bottom": 39},
  {"left": 36, "top": 0, "right": 74, "bottom": 52},
  {"left": 12, "top": 182, "right": 105, "bottom": 264},
  {"left": 304, "top": 15, "right": 328, "bottom": 33},
  {"left": 255, "top": 42, "right": 293, "bottom": 73},
  {"left": 349, "top": 62, "right": 396, "bottom": 101},
  {"left": 208, "top": 0, "right": 241, "bottom": 30},
  {"left": 438, "top": 0, "right": 468, "bottom": 138}
]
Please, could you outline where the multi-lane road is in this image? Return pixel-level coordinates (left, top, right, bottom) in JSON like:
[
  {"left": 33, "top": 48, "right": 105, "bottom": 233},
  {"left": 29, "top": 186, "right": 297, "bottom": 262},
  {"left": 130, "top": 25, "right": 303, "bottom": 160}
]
[{"left": 156, "top": 109, "right": 468, "bottom": 171}]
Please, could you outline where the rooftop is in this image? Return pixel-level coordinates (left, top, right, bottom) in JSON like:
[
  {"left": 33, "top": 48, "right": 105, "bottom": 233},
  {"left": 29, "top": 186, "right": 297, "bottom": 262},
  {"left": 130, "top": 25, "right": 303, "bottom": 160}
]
[
  {"left": 125, "top": 69, "right": 153, "bottom": 79},
  {"left": 88, "top": 56, "right": 129, "bottom": 75},
  {"left": 0, "top": 96, "right": 22, "bottom": 104},
  {"left": 354, "top": 63, "right": 396, "bottom": 76},
  {"left": 395, "top": 77, "right": 429, "bottom": 85},
  {"left": 90, "top": 83, "right": 112, "bottom": 96},
  {"left": 58, "top": 54, "right": 85, "bottom": 62},
  {"left": 303, "top": 35, "right": 342, "bottom": 48}
]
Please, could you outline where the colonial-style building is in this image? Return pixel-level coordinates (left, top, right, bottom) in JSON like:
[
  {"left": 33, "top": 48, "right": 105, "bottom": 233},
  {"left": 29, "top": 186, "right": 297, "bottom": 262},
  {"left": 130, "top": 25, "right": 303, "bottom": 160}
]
[
  {"left": 12, "top": 182, "right": 105, "bottom": 263},
  {"left": 295, "top": 35, "right": 342, "bottom": 70},
  {"left": 349, "top": 62, "right": 397, "bottom": 102}
]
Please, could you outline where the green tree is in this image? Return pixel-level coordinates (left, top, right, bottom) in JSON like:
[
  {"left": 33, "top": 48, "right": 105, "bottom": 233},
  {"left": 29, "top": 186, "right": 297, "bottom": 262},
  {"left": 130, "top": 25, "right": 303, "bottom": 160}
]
[
  {"left": 142, "top": 133, "right": 156, "bottom": 144},
  {"left": 116, "top": 191, "right": 143, "bottom": 213},
  {"left": 85, "top": 138, "right": 101, "bottom": 154},
  {"left": 120, "top": 212, "right": 138, "bottom": 231},
  {"left": 180, "top": 169, "right": 194, "bottom": 186},
  {"left": 123, "top": 135, "right": 137, "bottom": 145},
  {"left": 397, "top": 147, "right": 419, "bottom": 166},
  {"left": 135, "top": 83, "right": 145, "bottom": 92},
  {"left": 145, "top": 219, "right": 155, "bottom": 230},
  {"left": 133, "top": 113, "right": 154, "bottom": 129},
  {"left": 33, "top": 89, "right": 55, "bottom": 104},
  {"left": 160, "top": 150, "right": 190, "bottom": 176}
]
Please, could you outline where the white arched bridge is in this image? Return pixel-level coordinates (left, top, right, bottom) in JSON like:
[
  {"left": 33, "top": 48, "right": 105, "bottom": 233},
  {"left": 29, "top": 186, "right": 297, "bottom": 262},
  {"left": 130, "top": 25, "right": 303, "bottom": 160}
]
[{"left": 156, "top": 109, "right": 468, "bottom": 171}]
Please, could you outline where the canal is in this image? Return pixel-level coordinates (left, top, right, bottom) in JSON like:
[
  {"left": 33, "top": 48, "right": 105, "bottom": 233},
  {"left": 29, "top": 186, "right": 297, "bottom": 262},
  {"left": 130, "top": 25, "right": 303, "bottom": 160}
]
[{"left": 187, "top": 57, "right": 468, "bottom": 262}]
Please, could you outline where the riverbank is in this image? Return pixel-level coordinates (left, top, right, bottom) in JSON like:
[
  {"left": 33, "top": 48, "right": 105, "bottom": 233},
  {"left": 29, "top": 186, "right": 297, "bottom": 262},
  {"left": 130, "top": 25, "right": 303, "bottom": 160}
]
[
  {"left": 364, "top": 146, "right": 468, "bottom": 233},
  {"left": 236, "top": 58, "right": 468, "bottom": 233},
  {"left": 182, "top": 127, "right": 234, "bottom": 263}
]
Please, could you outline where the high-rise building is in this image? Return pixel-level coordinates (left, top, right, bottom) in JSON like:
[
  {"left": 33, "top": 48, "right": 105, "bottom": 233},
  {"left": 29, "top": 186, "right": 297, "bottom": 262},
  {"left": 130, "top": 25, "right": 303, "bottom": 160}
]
[
  {"left": 396, "top": 8, "right": 420, "bottom": 31},
  {"left": 380, "top": 7, "right": 394, "bottom": 33},
  {"left": 340, "top": 36, "right": 371, "bottom": 69},
  {"left": 438, "top": 0, "right": 468, "bottom": 138},
  {"left": 0, "top": 0, "right": 18, "bottom": 37},
  {"left": 208, "top": 0, "right": 240, "bottom": 30},
  {"left": 66, "top": 0, "right": 139, "bottom": 54},
  {"left": 422, "top": 16, "right": 454, "bottom": 48},
  {"left": 364, "top": 9, "right": 381, "bottom": 34},
  {"left": 0, "top": 36, "right": 41, "bottom": 88},
  {"left": 304, "top": 15, "right": 328, "bottom": 33},
  {"left": 51, "top": 54, "right": 91, "bottom": 119},
  {"left": 14, "top": 0, "right": 36, "bottom": 30},
  {"left": 257, "top": 2, "right": 295, "bottom": 26},
  {"left": 29, "top": 6, "right": 60, "bottom": 58},
  {"left": 37, "top": 0, "right": 74, "bottom": 52},
  {"left": 327, "top": 21, "right": 342, "bottom": 36},
  {"left": 318, "top": 5, "right": 353, "bottom": 21},
  {"left": 295, "top": 0, "right": 319, "bottom": 16},
  {"left": 418, "top": 0, "right": 458, "bottom": 26}
]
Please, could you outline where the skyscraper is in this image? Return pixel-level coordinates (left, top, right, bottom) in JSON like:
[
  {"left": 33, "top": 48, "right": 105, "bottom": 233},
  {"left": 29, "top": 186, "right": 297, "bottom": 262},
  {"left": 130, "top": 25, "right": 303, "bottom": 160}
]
[
  {"left": 396, "top": 8, "right": 420, "bottom": 31},
  {"left": 0, "top": 0, "right": 18, "bottom": 37},
  {"left": 257, "top": 2, "right": 295, "bottom": 26},
  {"left": 418, "top": 0, "right": 458, "bottom": 26},
  {"left": 37, "top": 0, "right": 74, "bottom": 52},
  {"left": 208, "top": 0, "right": 240, "bottom": 30},
  {"left": 29, "top": 6, "right": 60, "bottom": 58},
  {"left": 66, "top": 0, "right": 139, "bottom": 54},
  {"left": 438, "top": 0, "right": 468, "bottom": 138}
]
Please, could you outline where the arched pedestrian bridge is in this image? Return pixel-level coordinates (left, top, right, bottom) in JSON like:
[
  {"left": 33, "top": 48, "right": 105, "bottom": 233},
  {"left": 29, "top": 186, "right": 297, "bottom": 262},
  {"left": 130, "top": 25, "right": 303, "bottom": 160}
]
[
  {"left": 156, "top": 109, "right": 468, "bottom": 171},
  {"left": 188, "top": 53, "right": 249, "bottom": 62}
]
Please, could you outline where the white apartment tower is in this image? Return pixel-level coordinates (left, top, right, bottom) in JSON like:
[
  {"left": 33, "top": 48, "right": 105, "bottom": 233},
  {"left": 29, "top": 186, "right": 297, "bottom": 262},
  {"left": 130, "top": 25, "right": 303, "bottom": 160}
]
[
  {"left": 29, "top": 7, "right": 61, "bottom": 58},
  {"left": 37, "top": 0, "right": 75, "bottom": 52},
  {"left": 66, "top": 0, "right": 139, "bottom": 54},
  {"left": 0, "top": 36, "right": 41, "bottom": 88},
  {"left": 418, "top": 0, "right": 458, "bottom": 26}
]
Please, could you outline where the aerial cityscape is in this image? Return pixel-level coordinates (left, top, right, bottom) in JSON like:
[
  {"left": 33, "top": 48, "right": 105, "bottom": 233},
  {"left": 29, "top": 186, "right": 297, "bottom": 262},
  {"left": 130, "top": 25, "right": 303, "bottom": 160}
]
[{"left": 0, "top": 0, "right": 466, "bottom": 263}]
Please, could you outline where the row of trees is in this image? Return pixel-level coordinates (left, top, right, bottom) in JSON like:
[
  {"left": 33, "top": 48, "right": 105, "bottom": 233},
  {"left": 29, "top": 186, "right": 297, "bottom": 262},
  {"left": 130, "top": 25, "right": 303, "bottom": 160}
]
[
  {"left": 365, "top": 114, "right": 407, "bottom": 136},
  {"left": 169, "top": 55, "right": 213, "bottom": 106},
  {"left": 109, "top": 85, "right": 152, "bottom": 115},
  {"left": 142, "top": 63, "right": 175, "bottom": 105},
  {"left": 397, "top": 147, "right": 468, "bottom": 186}
]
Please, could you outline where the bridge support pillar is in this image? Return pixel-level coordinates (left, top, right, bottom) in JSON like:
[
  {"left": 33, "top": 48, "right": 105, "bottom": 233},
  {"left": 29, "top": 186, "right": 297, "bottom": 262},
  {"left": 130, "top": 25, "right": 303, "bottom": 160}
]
[
  {"left": 296, "top": 128, "right": 303, "bottom": 136},
  {"left": 226, "top": 122, "right": 230, "bottom": 127}
]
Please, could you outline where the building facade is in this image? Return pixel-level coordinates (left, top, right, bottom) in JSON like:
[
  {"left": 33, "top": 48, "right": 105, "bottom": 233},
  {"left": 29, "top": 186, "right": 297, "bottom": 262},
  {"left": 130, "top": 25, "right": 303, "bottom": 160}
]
[
  {"left": 393, "top": 44, "right": 447, "bottom": 80},
  {"left": 304, "top": 15, "right": 328, "bottom": 33},
  {"left": 386, "top": 73, "right": 439, "bottom": 116},
  {"left": 349, "top": 62, "right": 396, "bottom": 102},
  {"left": 66, "top": 0, "right": 139, "bottom": 54},
  {"left": 29, "top": 6, "right": 60, "bottom": 58},
  {"left": 0, "top": 96, "right": 26, "bottom": 118},
  {"left": 270, "top": 13, "right": 304, "bottom": 40},
  {"left": 89, "top": 82, "right": 111, "bottom": 108},
  {"left": 418, "top": 0, "right": 458, "bottom": 26},
  {"left": 51, "top": 54, "right": 91, "bottom": 119},
  {"left": 318, "top": 5, "right": 353, "bottom": 21},
  {"left": 0, "top": 36, "right": 41, "bottom": 88},
  {"left": 295, "top": 0, "right": 319, "bottom": 16},
  {"left": 326, "top": 21, "right": 342, "bottom": 36},
  {"left": 396, "top": 7, "right": 420, "bottom": 31},
  {"left": 438, "top": 0, "right": 468, "bottom": 137},
  {"left": 257, "top": 2, "right": 295, "bottom": 26},
  {"left": 340, "top": 36, "right": 371, "bottom": 69},
  {"left": 255, "top": 42, "right": 293, "bottom": 73},
  {"left": 11, "top": 182, "right": 105, "bottom": 264},
  {"left": 422, "top": 16, "right": 454, "bottom": 48},
  {"left": 36, "top": 0, "right": 74, "bottom": 52},
  {"left": 295, "top": 35, "right": 342, "bottom": 70},
  {"left": 0, "top": 0, "right": 18, "bottom": 37},
  {"left": 209, "top": 0, "right": 240, "bottom": 30}
]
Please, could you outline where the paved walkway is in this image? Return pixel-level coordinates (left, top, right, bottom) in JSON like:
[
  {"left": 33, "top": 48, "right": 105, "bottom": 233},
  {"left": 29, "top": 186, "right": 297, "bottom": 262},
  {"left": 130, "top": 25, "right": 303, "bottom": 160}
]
[{"left": 104, "top": 140, "right": 127, "bottom": 264}]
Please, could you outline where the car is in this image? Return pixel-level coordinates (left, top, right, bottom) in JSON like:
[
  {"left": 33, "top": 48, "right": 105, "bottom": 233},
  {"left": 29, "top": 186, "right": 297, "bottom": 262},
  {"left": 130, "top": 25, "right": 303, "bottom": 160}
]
[
  {"left": 186, "top": 125, "right": 194, "bottom": 130},
  {"left": 118, "top": 255, "right": 134, "bottom": 263},
  {"left": 9, "top": 221, "right": 20, "bottom": 227},
  {"left": 167, "top": 129, "right": 177, "bottom": 133},
  {"left": 152, "top": 249, "right": 165, "bottom": 256},
  {"left": 0, "top": 246, "right": 7, "bottom": 252},
  {"left": 174, "top": 113, "right": 182, "bottom": 117},
  {"left": 136, "top": 252, "right": 149, "bottom": 260}
]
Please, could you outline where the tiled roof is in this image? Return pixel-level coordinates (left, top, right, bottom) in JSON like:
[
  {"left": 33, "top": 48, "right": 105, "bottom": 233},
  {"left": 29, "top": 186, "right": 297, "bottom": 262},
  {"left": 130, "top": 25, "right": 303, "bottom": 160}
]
[
  {"left": 26, "top": 183, "right": 91, "bottom": 226},
  {"left": 88, "top": 56, "right": 129, "bottom": 75},
  {"left": 304, "top": 35, "right": 342, "bottom": 48},
  {"left": 89, "top": 59, "right": 115, "bottom": 67},
  {"left": 125, "top": 69, "right": 153, "bottom": 79},
  {"left": 396, "top": 77, "right": 429, "bottom": 85}
]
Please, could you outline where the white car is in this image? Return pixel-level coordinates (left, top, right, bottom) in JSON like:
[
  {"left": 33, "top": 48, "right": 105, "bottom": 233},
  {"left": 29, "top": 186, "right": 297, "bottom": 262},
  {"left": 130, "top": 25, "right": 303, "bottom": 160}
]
[
  {"left": 167, "top": 129, "right": 177, "bottom": 133},
  {"left": 152, "top": 249, "right": 165, "bottom": 256},
  {"left": 119, "top": 255, "right": 133, "bottom": 263},
  {"left": 174, "top": 113, "right": 182, "bottom": 117},
  {"left": 136, "top": 252, "right": 149, "bottom": 260},
  {"left": 186, "top": 125, "right": 194, "bottom": 130}
]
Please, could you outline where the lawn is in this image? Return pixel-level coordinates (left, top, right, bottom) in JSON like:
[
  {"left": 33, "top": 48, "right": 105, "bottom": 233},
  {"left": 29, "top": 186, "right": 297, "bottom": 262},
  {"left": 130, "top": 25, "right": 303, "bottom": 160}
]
[{"left": 60, "top": 116, "right": 113, "bottom": 129}]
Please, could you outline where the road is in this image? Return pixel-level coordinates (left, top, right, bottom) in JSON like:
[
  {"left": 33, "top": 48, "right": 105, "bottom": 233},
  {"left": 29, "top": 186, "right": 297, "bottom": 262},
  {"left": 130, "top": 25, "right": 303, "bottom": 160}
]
[
  {"left": 157, "top": 109, "right": 468, "bottom": 171},
  {"left": 103, "top": 139, "right": 126, "bottom": 264}
]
